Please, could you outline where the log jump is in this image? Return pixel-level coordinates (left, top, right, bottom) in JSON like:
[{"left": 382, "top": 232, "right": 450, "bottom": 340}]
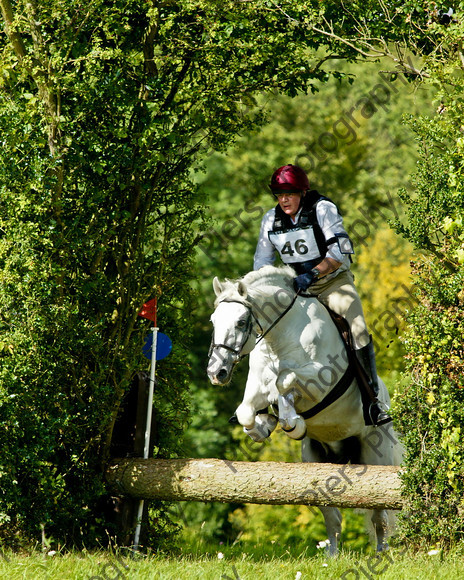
[{"left": 106, "top": 458, "right": 402, "bottom": 510}]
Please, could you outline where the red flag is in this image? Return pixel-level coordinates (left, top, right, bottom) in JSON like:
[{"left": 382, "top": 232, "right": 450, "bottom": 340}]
[{"left": 139, "top": 298, "right": 157, "bottom": 324}]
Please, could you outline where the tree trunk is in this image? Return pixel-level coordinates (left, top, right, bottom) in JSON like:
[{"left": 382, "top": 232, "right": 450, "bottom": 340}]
[{"left": 106, "top": 458, "right": 402, "bottom": 510}]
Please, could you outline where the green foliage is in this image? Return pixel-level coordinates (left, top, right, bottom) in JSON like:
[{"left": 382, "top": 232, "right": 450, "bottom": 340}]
[
  {"left": 395, "top": 111, "right": 464, "bottom": 267},
  {"left": 2, "top": 0, "right": 400, "bottom": 549},
  {"left": 393, "top": 262, "right": 464, "bottom": 546},
  {"left": 391, "top": 17, "right": 464, "bottom": 542},
  {"left": 0, "top": 0, "right": 209, "bottom": 544},
  {"left": 0, "top": 0, "right": 460, "bottom": 552}
]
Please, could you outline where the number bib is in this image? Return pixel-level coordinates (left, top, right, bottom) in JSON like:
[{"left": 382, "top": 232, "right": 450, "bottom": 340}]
[{"left": 268, "top": 226, "right": 322, "bottom": 264}]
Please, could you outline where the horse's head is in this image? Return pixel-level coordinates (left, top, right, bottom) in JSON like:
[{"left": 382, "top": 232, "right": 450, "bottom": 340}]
[{"left": 207, "top": 277, "right": 258, "bottom": 386}]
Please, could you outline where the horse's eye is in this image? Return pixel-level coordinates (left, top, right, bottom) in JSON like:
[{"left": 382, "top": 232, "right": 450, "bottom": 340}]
[{"left": 237, "top": 319, "right": 247, "bottom": 329}]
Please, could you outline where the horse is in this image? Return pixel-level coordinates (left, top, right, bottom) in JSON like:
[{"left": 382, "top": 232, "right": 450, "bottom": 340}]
[{"left": 207, "top": 265, "right": 402, "bottom": 556}]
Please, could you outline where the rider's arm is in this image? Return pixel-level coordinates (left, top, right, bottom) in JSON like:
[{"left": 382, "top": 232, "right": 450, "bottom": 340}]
[
  {"left": 316, "top": 200, "right": 353, "bottom": 274},
  {"left": 253, "top": 209, "right": 277, "bottom": 270},
  {"left": 313, "top": 256, "right": 342, "bottom": 278}
]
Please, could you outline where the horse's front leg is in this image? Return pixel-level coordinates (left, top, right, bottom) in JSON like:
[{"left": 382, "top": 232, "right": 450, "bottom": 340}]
[
  {"left": 276, "top": 370, "right": 307, "bottom": 440},
  {"left": 235, "top": 395, "right": 278, "bottom": 442},
  {"left": 235, "top": 343, "right": 278, "bottom": 442},
  {"left": 277, "top": 390, "right": 299, "bottom": 429},
  {"left": 235, "top": 405, "right": 278, "bottom": 442},
  {"left": 277, "top": 390, "right": 307, "bottom": 440}
]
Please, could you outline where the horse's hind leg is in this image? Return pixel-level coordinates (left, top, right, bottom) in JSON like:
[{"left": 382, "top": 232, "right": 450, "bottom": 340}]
[
  {"left": 319, "top": 506, "right": 342, "bottom": 557},
  {"left": 302, "top": 437, "right": 341, "bottom": 556},
  {"left": 359, "top": 421, "right": 401, "bottom": 551},
  {"left": 371, "top": 509, "right": 389, "bottom": 552}
]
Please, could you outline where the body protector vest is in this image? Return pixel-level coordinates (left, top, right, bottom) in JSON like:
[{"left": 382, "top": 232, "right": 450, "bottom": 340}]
[{"left": 268, "top": 190, "right": 352, "bottom": 275}]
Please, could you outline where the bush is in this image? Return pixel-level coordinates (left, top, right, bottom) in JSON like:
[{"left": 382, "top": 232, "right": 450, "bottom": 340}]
[{"left": 393, "top": 87, "right": 464, "bottom": 546}]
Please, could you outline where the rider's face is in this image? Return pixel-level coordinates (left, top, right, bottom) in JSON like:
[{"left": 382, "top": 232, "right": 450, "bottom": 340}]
[{"left": 275, "top": 191, "right": 303, "bottom": 220}]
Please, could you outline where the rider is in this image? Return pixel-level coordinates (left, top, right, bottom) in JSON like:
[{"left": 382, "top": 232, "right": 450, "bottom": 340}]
[{"left": 254, "top": 164, "right": 391, "bottom": 426}]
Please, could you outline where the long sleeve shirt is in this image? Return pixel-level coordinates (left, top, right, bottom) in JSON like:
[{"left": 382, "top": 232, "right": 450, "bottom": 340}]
[{"left": 253, "top": 199, "right": 352, "bottom": 280}]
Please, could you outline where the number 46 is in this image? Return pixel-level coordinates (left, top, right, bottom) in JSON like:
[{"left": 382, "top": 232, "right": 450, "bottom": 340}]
[{"left": 281, "top": 239, "right": 309, "bottom": 257}]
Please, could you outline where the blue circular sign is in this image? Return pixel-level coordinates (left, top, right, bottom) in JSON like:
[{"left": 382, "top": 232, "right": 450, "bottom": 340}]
[{"left": 143, "top": 332, "right": 172, "bottom": 360}]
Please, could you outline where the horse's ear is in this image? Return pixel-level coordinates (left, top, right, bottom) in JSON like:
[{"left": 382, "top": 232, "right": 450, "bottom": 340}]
[
  {"left": 213, "top": 277, "right": 223, "bottom": 296},
  {"left": 237, "top": 281, "right": 248, "bottom": 298}
]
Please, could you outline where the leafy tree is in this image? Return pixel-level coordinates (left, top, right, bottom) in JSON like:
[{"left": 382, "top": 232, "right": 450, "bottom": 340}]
[
  {"left": 0, "top": 0, "right": 456, "bottom": 551},
  {"left": 378, "top": 2, "right": 464, "bottom": 547},
  {"left": 1, "top": 0, "right": 395, "bottom": 548},
  {"left": 392, "top": 92, "right": 464, "bottom": 546}
]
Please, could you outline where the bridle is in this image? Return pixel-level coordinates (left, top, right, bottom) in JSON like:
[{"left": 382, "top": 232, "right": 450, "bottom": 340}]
[
  {"left": 208, "top": 293, "right": 299, "bottom": 363},
  {"left": 208, "top": 298, "right": 262, "bottom": 363}
]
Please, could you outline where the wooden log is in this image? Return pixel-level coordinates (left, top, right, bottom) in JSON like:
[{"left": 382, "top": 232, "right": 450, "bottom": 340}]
[{"left": 106, "top": 458, "right": 403, "bottom": 510}]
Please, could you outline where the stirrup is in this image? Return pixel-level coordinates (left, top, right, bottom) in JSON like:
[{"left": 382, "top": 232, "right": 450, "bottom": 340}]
[{"left": 369, "top": 402, "right": 392, "bottom": 427}]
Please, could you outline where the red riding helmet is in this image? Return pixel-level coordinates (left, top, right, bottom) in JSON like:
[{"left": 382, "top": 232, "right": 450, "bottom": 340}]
[{"left": 269, "top": 164, "right": 310, "bottom": 193}]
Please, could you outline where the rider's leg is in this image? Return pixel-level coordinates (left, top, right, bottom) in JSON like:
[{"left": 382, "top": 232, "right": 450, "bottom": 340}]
[
  {"left": 356, "top": 338, "right": 392, "bottom": 425},
  {"left": 313, "top": 271, "right": 392, "bottom": 426},
  {"left": 355, "top": 338, "right": 392, "bottom": 426}
]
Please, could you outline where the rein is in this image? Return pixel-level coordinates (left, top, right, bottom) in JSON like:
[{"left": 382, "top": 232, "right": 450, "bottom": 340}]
[{"left": 255, "top": 292, "right": 298, "bottom": 347}]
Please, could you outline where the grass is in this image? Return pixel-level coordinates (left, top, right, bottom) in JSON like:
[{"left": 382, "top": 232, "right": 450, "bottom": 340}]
[{"left": 0, "top": 540, "right": 463, "bottom": 579}]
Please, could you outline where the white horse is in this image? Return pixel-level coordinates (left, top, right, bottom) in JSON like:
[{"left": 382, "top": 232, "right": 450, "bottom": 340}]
[{"left": 207, "top": 265, "right": 402, "bottom": 555}]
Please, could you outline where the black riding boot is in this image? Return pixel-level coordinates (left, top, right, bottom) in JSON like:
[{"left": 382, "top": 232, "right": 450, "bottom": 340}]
[{"left": 356, "top": 340, "right": 392, "bottom": 426}]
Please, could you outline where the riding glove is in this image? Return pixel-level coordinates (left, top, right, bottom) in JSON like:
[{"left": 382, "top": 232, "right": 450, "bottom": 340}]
[{"left": 293, "top": 271, "right": 317, "bottom": 293}]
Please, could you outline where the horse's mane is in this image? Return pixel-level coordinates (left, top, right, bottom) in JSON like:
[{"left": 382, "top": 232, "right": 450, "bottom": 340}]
[
  {"left": 240, "top": 265, "right": 294, "bottom": 290},
  {"left": 214, "top": 265, "right": 295, "bottom": 306}
]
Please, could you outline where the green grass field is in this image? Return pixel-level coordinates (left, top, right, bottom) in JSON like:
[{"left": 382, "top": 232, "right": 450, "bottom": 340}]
[{"left": 0, "top": 542, "right": 463, "bottom": 580}]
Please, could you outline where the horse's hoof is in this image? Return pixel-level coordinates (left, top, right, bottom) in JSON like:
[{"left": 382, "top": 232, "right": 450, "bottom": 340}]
[
  {"left": 376, "top": 542, "right": 389, "bottom": 552},
  {"left": 281, "top": 416, "right": 307, "bottom": 440},
  {"left": 244, "top": 414, "right": 278, "bottom": 442},
  {"left": 326, "top": 545, "right": 339, "bottom": 558}
]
